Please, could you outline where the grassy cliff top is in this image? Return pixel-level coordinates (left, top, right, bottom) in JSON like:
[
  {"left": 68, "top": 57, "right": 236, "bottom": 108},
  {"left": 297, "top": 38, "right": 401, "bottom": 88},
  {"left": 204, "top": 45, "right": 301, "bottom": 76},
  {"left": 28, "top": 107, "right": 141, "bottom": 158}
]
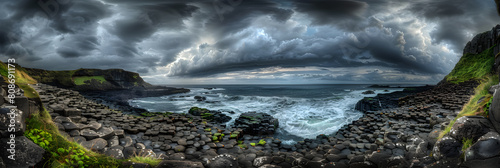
[
  {"left": 1, "top": 63, "right": 152, "bottom": 91},
  {"left": 445, "top": 46, "right": 495, "bottom": 84}
]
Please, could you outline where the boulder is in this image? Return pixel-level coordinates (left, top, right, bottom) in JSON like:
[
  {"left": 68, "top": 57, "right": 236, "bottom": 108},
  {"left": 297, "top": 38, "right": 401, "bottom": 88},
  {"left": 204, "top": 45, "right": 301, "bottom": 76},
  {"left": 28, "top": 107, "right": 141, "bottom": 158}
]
[
  {"left": 432, "top": 136, "right": 462, "bottom": 160},
  {"left": 490, "top": 89, "right": 500, "bottom": 132},
  {"left": 188, "top": 107, "right": 231, "bottom": 123},
  {"left": 63, "top": 108, "right": 81, "bottom": 117},
  {"left": 81, "top": 138, "right": 108, "bottom": 152},
  {"left": 206, "top": 154, "right": 239, "bottom": 168},
  {"left": 234, "top": 112, "right": 279, "bottom": 136},
  {"left": 105, "top": 148, "right": 124, "bottom": 159},
  {"left": 0, "top": 108, "right": 26, "bottom": 136},
  {"left": 81, "top": 129, "right": 100, "bottom": 140},
  {"left": 450, "top": 116, "right": 491, "bottom": 141},
  {"left": 96, "top": 127, "right": 114, "bottom": 139},
  {"left": 489, "top": 84, "right": 500, "bottom": 94},
  {"left": 362, "top": 90, "right": 375, "bottom": 94},
  {"left": 0, "top": 136, "right": 45, "bottom": 168},
  {"left": 465, "top": 131, "right": 500, "bottom": 161}
]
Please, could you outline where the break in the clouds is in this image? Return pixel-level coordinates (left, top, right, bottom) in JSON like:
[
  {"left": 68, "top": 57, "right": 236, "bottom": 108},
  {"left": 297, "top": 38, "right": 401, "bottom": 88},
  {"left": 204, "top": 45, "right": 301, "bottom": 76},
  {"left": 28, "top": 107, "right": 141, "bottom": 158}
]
[{"left": 0, "top": 0, "right": 498, "bottom": 84}]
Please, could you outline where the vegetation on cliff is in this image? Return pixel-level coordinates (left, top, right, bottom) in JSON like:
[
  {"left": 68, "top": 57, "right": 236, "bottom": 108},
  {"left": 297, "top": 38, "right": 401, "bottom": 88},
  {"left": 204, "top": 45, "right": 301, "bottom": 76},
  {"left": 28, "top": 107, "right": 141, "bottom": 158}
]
[
  {"left": 445, "top": 46, "right": 495, "bottom": 84},
  {"left": 22, "top": 67, "right": 151, "bottom": 91},
  {"left": 439, "top": 46, "right": 499, "bottom": 138}
]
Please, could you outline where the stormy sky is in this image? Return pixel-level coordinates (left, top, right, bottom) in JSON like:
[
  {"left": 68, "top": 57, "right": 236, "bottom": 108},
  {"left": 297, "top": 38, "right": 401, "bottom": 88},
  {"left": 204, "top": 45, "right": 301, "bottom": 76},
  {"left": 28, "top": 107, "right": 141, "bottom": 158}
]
[{"left": 0, "top": 0, "right": 498, "bottom": 84}]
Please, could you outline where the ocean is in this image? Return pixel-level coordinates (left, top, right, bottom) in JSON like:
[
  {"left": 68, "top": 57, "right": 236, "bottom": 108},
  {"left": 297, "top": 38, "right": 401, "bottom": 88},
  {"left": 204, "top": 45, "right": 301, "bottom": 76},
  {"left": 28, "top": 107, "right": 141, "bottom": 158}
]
[{"left": 128, "top": 84, "right": 406, "bottom": 143}]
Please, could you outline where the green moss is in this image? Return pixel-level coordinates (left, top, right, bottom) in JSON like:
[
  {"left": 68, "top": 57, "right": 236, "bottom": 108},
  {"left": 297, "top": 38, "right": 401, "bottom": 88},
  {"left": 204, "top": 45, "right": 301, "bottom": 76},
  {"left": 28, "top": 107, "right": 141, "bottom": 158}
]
[
  {"left": 73, "top": 76, "right": 106, "bottom": 85},
  {"left": 446, "top": 46, "right": 495, "bottom": 83},
  {"left": 238, "top": 144, "right": 248, "bottom": 149},
  {"left": 204, "top": 128, "right": 211, "bottom": 132},
  {"left": 462, "top": 138, "right": 473, "bottom": 152},
  {"left": 26, "top": 110, "right": 120, "bottom": 167},
  {"left": 250, "top": 143, "right": 256, "bottom": 147},
  {"left": 258, "top": 139, "right": 266, "bottom": 145}
]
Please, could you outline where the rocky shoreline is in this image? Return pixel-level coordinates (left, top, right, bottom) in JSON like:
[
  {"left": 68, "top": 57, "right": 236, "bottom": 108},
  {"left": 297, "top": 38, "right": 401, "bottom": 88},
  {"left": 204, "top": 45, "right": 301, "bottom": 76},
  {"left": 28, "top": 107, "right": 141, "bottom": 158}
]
[{"left": 4, "top": 80, "right": 500, "bottom": 167}]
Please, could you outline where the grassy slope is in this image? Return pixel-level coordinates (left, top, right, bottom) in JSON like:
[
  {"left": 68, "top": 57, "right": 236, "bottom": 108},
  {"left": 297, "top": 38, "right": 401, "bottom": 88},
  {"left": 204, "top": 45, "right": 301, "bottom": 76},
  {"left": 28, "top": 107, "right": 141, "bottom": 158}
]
[
  {"left": 0, "top": 62, "right": 160, "bottom": 167},
  {"left": 446, "top": 46, "right": 495, "bottom": 83},
  {"left": 0, "top": 62, "right": 39, "bottom": 98},
  {"left": 438, "top": 46, "right": 499, "bottom": 139}
]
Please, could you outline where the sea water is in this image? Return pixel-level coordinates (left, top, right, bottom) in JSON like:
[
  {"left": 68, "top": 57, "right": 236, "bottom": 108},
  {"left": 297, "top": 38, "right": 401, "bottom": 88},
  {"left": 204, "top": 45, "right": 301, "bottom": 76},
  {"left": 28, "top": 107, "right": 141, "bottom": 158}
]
[{"left": 128, "top": 84, "right": 405, "bottom": 142}]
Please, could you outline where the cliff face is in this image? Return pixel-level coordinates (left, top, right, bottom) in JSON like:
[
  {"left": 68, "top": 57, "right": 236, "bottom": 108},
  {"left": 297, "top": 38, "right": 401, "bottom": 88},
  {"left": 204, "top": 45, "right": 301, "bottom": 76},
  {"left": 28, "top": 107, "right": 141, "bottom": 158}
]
[
  {"left": 23, "top": 68, "right": 152, "bottom": 91},
  {"left": 463, "top": 25, "right": 500, "bottom": 75}
]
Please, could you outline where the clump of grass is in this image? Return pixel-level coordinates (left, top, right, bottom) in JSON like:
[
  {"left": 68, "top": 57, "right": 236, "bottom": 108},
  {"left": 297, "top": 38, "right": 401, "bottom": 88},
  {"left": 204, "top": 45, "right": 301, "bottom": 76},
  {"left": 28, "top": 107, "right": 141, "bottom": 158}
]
[
  {"left": 127, "top": 155, "right": 162, "bottom": 167},
  {"left": 446, "top": 46, "right": 495, "bottom": 83},
  {"left": 73, "top": 76, "right": 107, "bottom": 85},
  {"left": 462, "top": 138, "right": 474, "bottom": 153}
]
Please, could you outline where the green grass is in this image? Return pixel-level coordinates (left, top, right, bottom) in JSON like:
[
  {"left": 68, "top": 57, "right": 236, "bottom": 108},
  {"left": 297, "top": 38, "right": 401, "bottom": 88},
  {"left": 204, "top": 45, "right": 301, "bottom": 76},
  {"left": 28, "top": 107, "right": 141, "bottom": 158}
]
[
  {"left": 0, "top": 62, "right": 39, "bottom": 98},
  {"left": 462, "top": 138, "right": 473, "bottom": 153},
  {"left": 26, "top": 109, "right": 121, "bottom": 167},
  {"left": 73, "top": 76, "right": 106, "bottom": 85},
  {"left": 446, "top": 46, "right": 495, "bottom": 83},
  {"left": 127, "top": 156, "right": 161, "bottom": 167}
]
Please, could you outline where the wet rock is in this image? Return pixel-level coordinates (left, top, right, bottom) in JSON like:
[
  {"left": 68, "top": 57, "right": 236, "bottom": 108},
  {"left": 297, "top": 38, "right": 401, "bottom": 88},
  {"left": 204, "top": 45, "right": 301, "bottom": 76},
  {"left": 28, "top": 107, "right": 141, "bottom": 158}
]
[
  {"left": 432, "top": 136, "right": 462, "bottom": 160},
  {"left": 206, "top": 154, "right": 239, "bottom": 168},
  {"left": 97, "top": 127, "right": 115, "bottom": 139},
  {"left": 63, "top": 108, "right": 81, "bottom": 116},
  {"left": 367, "top": 151, "right": 391, "bottom": 167},
  {"left": 450, "top": 116, "right": 491, "bottom": 141},
  {"left": 362, "top": 90, "right": 375, "bottom": 94},
  {"left": 81, "top": 138, "right": 108, "bottom": 152},
  {"left": 123, "top": 147, "right": 137, "bottom": 159},
  {"left": 105, "top": 148, "right": 124, "bottom": 159},
  {"left": 465, "top": 131, "right": 500, "bottom": 161},
  {"left": 0, "top": 136, "right": 45, "bottom": 168},
  {"left": 490, "top": 89, "right": 500, "bottom": 132},
  {"left": 81, "top": 129, "right": 100, "bottom": 140},
  {"left": 0, "top": 108, "right": 26, "bottom": 136},
  {"left": 188, "top": 107, "right": 231, "bottom": 123},
  {"left": 384, "top": 131, "right": 402, "bottom": 143},
  {"left": 234, "top": 112, "right": 279, "bottom": 136},
  {"left": 254, "top": 156, "right": 273, "bottom": 167}
]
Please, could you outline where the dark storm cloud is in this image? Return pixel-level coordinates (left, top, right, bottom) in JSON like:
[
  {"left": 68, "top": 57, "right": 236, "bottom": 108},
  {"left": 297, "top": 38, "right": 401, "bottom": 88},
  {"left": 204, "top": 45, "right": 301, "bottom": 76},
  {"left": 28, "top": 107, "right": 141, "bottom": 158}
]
[
  {"left": 408, "top": 0, "right": 499, "bottom": 51},
  {"left": 293, "top": 0, "right": 368, "bottom": 25},
  {"left": 0, "top": 0, "right": 499, "bottom": 83}
]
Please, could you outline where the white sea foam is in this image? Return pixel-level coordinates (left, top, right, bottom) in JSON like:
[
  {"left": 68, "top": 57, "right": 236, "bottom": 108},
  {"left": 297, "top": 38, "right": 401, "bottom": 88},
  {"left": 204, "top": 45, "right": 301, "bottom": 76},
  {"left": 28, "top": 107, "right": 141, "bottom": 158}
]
[{"left": 128, "top": 86, "right": 404, "bottom": 140}]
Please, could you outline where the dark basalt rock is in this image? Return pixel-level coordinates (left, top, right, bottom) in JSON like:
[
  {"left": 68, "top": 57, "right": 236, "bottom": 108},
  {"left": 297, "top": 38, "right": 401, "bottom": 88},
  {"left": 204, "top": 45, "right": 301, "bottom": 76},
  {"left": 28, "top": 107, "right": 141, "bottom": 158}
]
[
  {"left": 355, "top": 85, "right": 434, "bottom": 112},
  {"left": 206, "top": 154, "right": 239, "bottom": 168},
  {"left": 0, "top": 136, "right": 45, "bottom": 168},
  {"left": 449, "top": 116, "right": 492, "bottom": 141},
  {"left": 188, "top": 107, "right": 231, "bottom": 123},
  {"left": 362, "top": 90, "right": 375, "bottom": 94},
  {"left": 194, "top": 96, "right": 207, "bottom": 101},
  {"left": 465, "top": 131, "right": 500, "bottom": 161},
  {"left": 432, "top": 136, "right": 462, "bottom": 160},
  {"left": 234, "top": 112, "right": 279, "bottom": 136},
  {"left": 489, "top": 88, "right": 500, "bottom": 133}
]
